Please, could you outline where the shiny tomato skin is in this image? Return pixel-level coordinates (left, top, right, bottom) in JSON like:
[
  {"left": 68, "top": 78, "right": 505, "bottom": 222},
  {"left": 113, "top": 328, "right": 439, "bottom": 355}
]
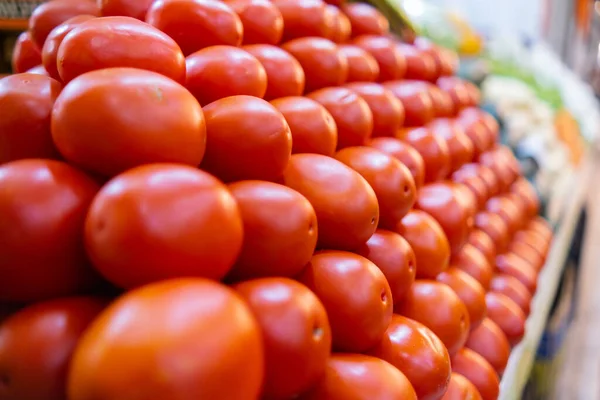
[
  {"left": 99, "top": 0, "right": 153, "bottom": 19},
  {"left": 414, "top": 37, "right": 458, "bottom": 77},
  {"left": 342, "top": 3, "right": 389, "bottom": 37},
  {"left": 68, "top": 279, "right": 264, "bottom": 400},
  {"left": 437, "top": 77, "right": 471, "bottom": 115},
  {"left": 490, "top": 275, "right": 532, "bottom": 316},
  {"left": 428, "top": 118, "right": 474, "bottom": 172},
  {"left": 300, "top": 354, "right": 418, "bottom": 400},
  {"left": 384, "top": 80, "right": 435, "bottom": 127},
  {"left": 437, "top": 268, "right": 486, "bottom": 331},
  {"left": 370, "top": 314, "right": 451, "bottom": 400},
  {"left": 26, "top": 65, "right": 50, "bottom": 75},
  {"left": 466, "top": 230, "right": 497, "bottom": 266},
  {"left": 369, "top": 137, "right": 425, "bottom": 188},
  {"left": 308, "top": 87, "right": 373, "bottom": 149},
  {"left": 509, "top": 241, "right": 544, "bottom": 272},
  {"left": 298, "top": 251, "right": 393, "bottom": 352},
  {"left": 456, "top": 113, "right": 491, "bottom": 157},
  {"left": 353, "top": 35, "right": 406, "bottom": 81},
  {"left": 478, "top": 150, "right": 514, "bottom": 193},
  {"left": 234, "top": 278, "right": 331, "bottom": 399},
  {"left": 474, "top": 212, "right": 510, "bottom": 255},
  {"left": 529, "top": 217, "right": 553, "bottom": 242},
  {"left": 223, "top": 0, "right": 283, "bottom": 45},
  {"left": 11, "top": 31, "right": 42, "bottom": 74},
  {"left": 57, "top": 16, "right": 185, "bottom": 84},
  {"left": 226, "top": 181, "right": 317, "bottom": 281},
  {"left": 273, "top": 0, "right": 334, "bottom": 41},
  {"left": 271, "top": 96, "right": 337, "bottom": 156},
  {"left": 85, "top": 164, "right": 243, "bottom": 288},
  {"left": 396, "top": 127, "right": 451, "bottom": 183},
  {"left": 429, "top": 85, "right": 455, "bottom": 118},
  {"left": 51, "top": 68, "right": 206, "bottom": 177},
  {"left": 339, "top": 44, "right": 380, "bottom": 82},
  {"left": 514, "top": 229, "right": 549, "bottom": 260},
  {"left": 345, "top": 82, "right": 405, "bottom": 137},
  {"left": 495, "top": 253, "right": 538, "bottom": 294},
  {"left": 0, "top": 297, "right": 106, "bottom": 400},
  {"left": 451, "top": 348, "right": 500, "bottom": 400},
  {"left": 485, "top": 292, "right": 526, "bottom": 346},
  {"left": 0, "top": 73, "right": 62, "bottom": 164},
  {"left": 326, "top": 4, "right": 351, "bottom": 43},
  {"left": 486, "top": 196, "right": 525, "bottom": 236},
  {"left": 442, "top": 373, "right": 483, "bottom": 400},
  {"left": 396, "top": 210, "right": 451, "bottom": 279},
  {"left": 510, "top": 178, "right": 541, "bottom": 219},
  {"left": 398, "top": 43, "right": 437, "bottom": 81},
  {"left": 146, "top": 0, "right": 242, "bottom": 56},
  {"left": 452, "top": 166, "right": 490, "bottom": 210},
  {"left": 0, "top": 159, "right": 101, "bottom": 303},
  {"left": 243, "top": 44, "right": 305, "bottom": 100},
  {"left": 185, "top": 45, "right": 267, "bottom": 106},
  {"left": 466, "top": 317, "right": 511, "bottom": 376},
  {"left": 451, "top": 244, "right": 494, "bottom": 290}
]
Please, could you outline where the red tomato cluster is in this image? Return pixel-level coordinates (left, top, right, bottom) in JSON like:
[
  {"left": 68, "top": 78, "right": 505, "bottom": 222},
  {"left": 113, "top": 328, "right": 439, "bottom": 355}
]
[{"left": 1, "top": 0, "right": 553, "bottom": 399}]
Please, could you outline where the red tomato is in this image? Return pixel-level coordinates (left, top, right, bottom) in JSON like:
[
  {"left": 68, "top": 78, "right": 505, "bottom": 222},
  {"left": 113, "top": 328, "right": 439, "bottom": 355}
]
[
  {"left": 226, "top": 181, "right": 317, "bottom": 281},
  {"left": 397, "top": 43, "right": 436, "bottom": 81},
  {"left": 370, "top": 315, "right": 451, "bottom": 400},
  {"left": 0, "top": 297, "right": 106, "bottom": 400},
  {"left": 272, "top": 0, "right": 334, "bottom": 41},
  {"left": 301, "top": 354, "right": 418, "bottom": 400},
  {"left": 26, "top": 65, "right": 49, "bottom": 75},
  {"left": 494, "top": 146, "right": 521, "bottom": 184},
  {"left": 234, "top": 278, "right": 331, "bottom": 399},
  {"left": 510, "top": 178, "right": 540, "bottom": 219},
  {"left": 437, "top": 268, "right": 486, "bottom": 331},
  {"left": 85, "top": 164, "right": 243, "bottom": 288},
  {"left": 326, "top": 4, "right": 351, "bottom": 43},
  {"left": 528, "top": 217, "right": 553, "bottom": 242},
  {"left": 185, "top": 46, "right": 267, "bottom": 106},
  {"left": 509, "top": 241, "right": 544, "bottom": 272},
  {"left": 308, "top": 87, "right": 373, "bottom": 149},
  {"left": 342, "top": 3, "right": 389, "bottom": 37},
  {"left": 513, "top": 229, "right": 549, "bottom": 260},
  {"left": 451, "top": 244, "right": 494, "bottom": 290},
  {"left": 486, "top": 196, "right": 525, "bottom": 235},
  {"left": 345, "top": 82, "right": 405, "bottom": 137},
  {"left": 396, "top": 127, "right": 451, "bottom": 183},
  {"left": 339, "top": 44, "right": 380, "bottom": 82},
  {"left": 428, "top": 118, "right": 474, "bottom": 172},
  {"left": 224, "top": 0, "right": 284, "bottom": 45},
  {"left": 11, "top": 31, "right": 41, "bottom": 74},
  {"left": 100, "top": 0, "right": 153, "bottom": 19},
  {"left": 396, "top": 210, "right": 451, "bottom": 279},
  {"left": 456, "top": 111, "right": 492, "bottom": 157},
  {"left": 146, "top": 0, "right": 242, "bottom": 56},
  {"left": 437, "top": 77, "right": 471, "bottom": 115},
  {"left": 282, "top": 37, "right": 348, "bottom": 93},
  {"left": 458, "top": 163, "right": 500, "bottom": 198},
  {"left": 299, "top": 251, "right": 392, "bottom": 352},
  {"left": 384, "top": 80, "right": 435, "bottom": 127},
  {"left": 0, "top": 159, "right": 101, "bottom": 302},
  {"left": 451, "top": 348, "right": 500, "bottom": 400},
  {"left": 0, "top": 73, "right": 61, "bottom": 164},
  {"left": 414, "top": 37, "right": 458, "bottom": 77},
  {"left": 452, "top": 166, "right": 490, "bottom": 210},
  {"left": 490, "top": 275, "right": 532, "bottom": 316},
  {"left": 495, "top": 253, "right": 538, "bottom": 294},
  {"left": 52, "top": 68, "right": 206, "bottom": 177},
  {"left": 283, "top": 154, "right": 379, "bottom": 250},
  {"left": 466, "top": 318, "right": 510, "bottom": 376},
  {"left": 442, "top": 373, "right": 483, "bottom": 400},
  {"left": 478, "top": 150, "right": 514, "bottom": 193},
  {"left": 335, "top": 147, "right": 416, "bottom": 229},
  {"left": 243, "top": 44, "right": 305, "bottom": 100},
  {"left": 353, "top": 35, "right": 406, "bottom": 81},
  {"left": 474, "top": 212, "right": 510, "bottom": 254},
  {"left": 369, "top": 137, "right": 425, "bottom": 188},
  {"left": 466, "top": 230, "right": 496, "bottom": 266},
  {"left": 429, "top": 85, "right": 455, "bottom": 118},
  {"left": 485, "top": 292, "right": 526, "bottom": 346},
  {"left": 465, "top": 81, "right": 482, "bottom": 106},
  {"left": 68, "top": 279, "right": 264, "bottom": 399}
]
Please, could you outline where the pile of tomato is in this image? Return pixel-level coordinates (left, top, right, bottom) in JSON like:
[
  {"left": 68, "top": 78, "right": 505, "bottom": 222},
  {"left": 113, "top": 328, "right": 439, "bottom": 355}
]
[{"left": 0, "top": 0, "right": 553, "bottom": 399}]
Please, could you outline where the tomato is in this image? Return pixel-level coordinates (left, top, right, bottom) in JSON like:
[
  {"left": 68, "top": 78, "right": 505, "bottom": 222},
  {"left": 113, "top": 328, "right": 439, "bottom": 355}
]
[
  {"left": 452, "top": 167, "right": 490, "bottom": 210},
  {"left": 396, "top": 210, "right": 451, "bottom": 279},
  {"left": 429, "top": 85, "right": 455, "bottom": 118},
  {"left": 0, "top": 159, "right": 101, "bottom": 302},
  {"left": 0, "top": 297, "right": 106, "bottom": 400},
  {"left": 370, "top": 315, "right": 451, "bottom": 400},
  {"left": 0, "top": 73, "right": 61, "bottom": 164},
  {"left": 357, "top": 229, "right": 416, "bottom": 303},
  {"left": 11, "top": 31, "right": 41, "bottom": 74},
  {"left": 369, "top": 137, "right": 425, "bottom": 188},
  {"left": 224, "top": 0, "right": 283, "bottom": 45},
  {"left": 226, "top": 181, "right": 317, "bottom": 281},
  {"left": 509, "top": 241, "right": 544, "bottom": 272},
  {"left": 397, "top": 43, "right": 436, "bottom": 81},
  {"left": 495, "top": 253, "right": 538, "bottom": 294},
  {"left": 308, "top": 87, "right": 373, "bottom": 149},
  {"left": 396, "top": 127, "right": 451, "bottom": 183},
  {"left": 234, "top": 278, "right": 331, "bottom": 399},
  {"left": 68, "top": 279, "right": 264, "bottom": 399},
  {"left": 465, "top": 318, "right": 510, "bottom": 376},
  {"left": 441, "top": 373, "right": 483, "bottom": 400},
  {"left": 485, "top": 196, "right": 524, "bottom": 236},
  {"left": 26, "top": 65, "right": 49, "bottom": 75},
  {"left": 474, "top": 212, "right": 510, "bottom": 254},
  {"left": 342, "top": 3, "right": 389, "bottom": 36},
  {"left": 414, "top": 37, "right": 457, "bottom": 77},
  {"left": 456, "top": 113, "right": 491, "bottom": 157},
  {"left": 466, "top": 230, "right": 496, "bottom": 266},
  {"left": 510, "top": 178, "right": 540, "bottom": 219},
  {"left": 301, "top": 354, "right": 417, "bottom": 400},
  {"left": 344, "top": 82, "right": 404, "bottom": 137},
  {"left": 271, "top": 96, "right": 337, "bottom": 156},
  {"left": 85, "top": 164, "right": 243, "bottom": 288},
  {"left": 485, "top": 292, "right": 526, "bottom": 346},
  {"left": 336, "top": 147, "right": 415, "bottom": 229},
  {"left": 243, "top": 44, "right": 305, "bottom": 100},
  {"left": 272, "top": 0, "right": 334, "bottom": 41},
  {"left": 384, "top": 80, "right": 435, "bottom": 127},
  {"left": 283, "top": 154, "right": 378, "bottom": 250},
  {"left": 437, "top": 77, "right": 471, "bottom": 115},
  {"left": 283, "top": 37, "right": 348, "bottom": 93},
  {"left": 478, "top": 150, "right": 514, "bottom": 193},
  {"left": 353, "top": 35, "right": 406, "bottom": 81},
  {"left": 490, "top": 275, "right": 532, "bottom": 316},
  {"left": 326, "top": 4, "right": 351, "bottom": 43},
  {"left": 52, "top": 68, "right": 205, "bottom": 177},
  {"left": 339, "top": 44, "right": 380, "bottom": 82},
  {"left": 42, "top": 15, "right": 96, "bottom": 81},
  {"left": 299, "top": 251, "right": 392, "bottom": 352},
  {"left": 451, "top": 348, "right": 499, "bottom": 400},
  {"left": 437, "top": 268, "right": 486, "bottom": 331},
  {"left": 494, "top": 146, "right": 521, "bottom": 184},
  {"left": 451, "top": 244, "right": 493, "bottom": 290},
  {"left": 465, "top": 81, "right": 481, "bottom": 106},
  {"left": 185, "top": 46, "right": 267, "bottom": 105},
  {"left": 513, "top": 229, "right": 549, "bottom": 260},
  {"left": 428, "top": 118, "right": 474, "bottom": 172},
  {"left": 528, "top": 217, "right": 553, "bottom": 242},
  {"left": 459, "top": 163, "right": 500, "bottom": 198}
]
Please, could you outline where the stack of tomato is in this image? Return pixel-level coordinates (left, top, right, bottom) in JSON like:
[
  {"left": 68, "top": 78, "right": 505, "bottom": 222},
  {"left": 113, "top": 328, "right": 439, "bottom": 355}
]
[{"left": 0, "top": 0, "right": 553, "bottom": 399}]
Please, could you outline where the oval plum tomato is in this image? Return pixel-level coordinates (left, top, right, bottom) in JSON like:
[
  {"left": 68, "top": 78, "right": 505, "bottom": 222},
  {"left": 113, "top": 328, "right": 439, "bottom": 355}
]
[
  {"left": 437, "top": 268, "right": 486, "bottom": 331},
  {"left": 384, "top": 80, "right": 435, "bottom": 127},
  {"left": 459, "top": 163, "right": 500, "bottom": 198},
  {"left": 511, "top": 178, "right": 541, "bottom": 219},
  {"left": 226, "top": 181, "right": 317, "bottom": 281},
  {"left": 442, "top": 373, "right": 483, "bottom": 400},
  {"left": 146, "top": 0, "right": 242, "bottom": 56},
  {"left": 414, "top": 37, "right": 457, "bottom": 78},
  {"left": 342, "top": 3, "right": 389, "bottom": 37},
  {"left": 301, "top": 354, "right": 417, "bottom": 400},
  {"left": 0, "top": 297, "right": 106, "bottom": 400},
  {"left": 396, "top": 127, "right": 451, "bottom": 183},
  {"left": 339, "top": 44, "right": 380, "bottom": 82},
  {"left": 485, "top": 292, "right": 526, "bottom": 346},
  {"left": 474, "top": 212, "right": 510, "bottom": 254},
  {"left": 466, "top": 318, "right": 511, "bottom": 376},
  {"left": 326, "top": 4, "right": 351, "bottom": 43},
  {"left": 428, "top": 118, "right": 474, "bottom": 172},
  {"left": 0, "top": 73, "right": 61, "bottom": 164},
  {"left": 452, "top": 166, "right": 490, "bottom": 210},
  {"left": 345, "top": 82, "right": 405, "bottom": 137},
  {"left": 451, "top": 348, "right": 499, "bottom": 400},
  {"left": 42, "top": 15, "right": 96, "bottom": 81},
  {"left": 299, "top": 251, "right": 392, "bottom": 352},
  {"left": 529, "top": 217, "right": 553, "bottom": 242},
  {"left": 308, "top": 87, "right": 373, "bottom": 149},
  {"left": 396, "top": 210, "right": 451, "bottom": 279},
  {"left": 509, "top": 241, "right": 544, "bottom": 272},
  {"left": 466, "top": 230, "right": 496, "bottom": 266},
  {"left": 68, "top": 279, "right": 264, "bottom": 400},
  {"left": 335, "top": 147, "right": 416, "bottom": 229},
  {"left": 271, "top": 96, "right": 337, "bottom": 156},
  {"left": 51, "top": 68, "right": 206, "bottom": 177},
  {"left": 99, "top": 0, "right": 153, "bottom": 19},
  {"left": 451, "top": 244, "right": 494, "bottom": 290},
  {"left": 26, "top": 65, "right": 49, "bottom": 75},
  {"left": 223, "top": 0, "right": 284, "bottom": 45},
  {"left": 490, "top": 275, "right": 532, "bottom": 316},
  {"left": 353, "top": 35, "right": 406, "bottom": 81},
  {"left": 514, "top": 229, "right": 549, "bottom": 260},
  {"left": 11, "top": 31, "right": 41, "bottom": 74},
  {"left": 369, "top": 137, "right": 425, "bottom": 188},
  {"left": 370, "top": 315, "right": 451, "bottom": 400},
  {"left": 495, "top": 253, "right": 538, "bottom": 294},
  {"left": 85, "top": 164, "right": 243, "bottom": 288},
  {"left": 486, "top": 196, "right": 525, "bottom": 235},
  {"left": 185, "top": 46, "right": 267, "bottom": 105},
  {"left": 0, "top": 159, "right": 101, "bottom": 303},
  {"left": 357, "top": 229, "right": 416, "bottom": 303},
  {"left": 243, "top": 44, "right": 305, "bottom": 100},
  {"left": 272, "top": 0, "right": 334, "bottom": 41},
  {"left": 234, "top": 278, "right": 331, "bottom": 399},
  {"left": 283, "top": 154, "right": 378, "bottom": 250},
  {"left": 456, "top": 112, "right": 492, "bottom": 157},
  {"left": 429, "top": 85, "right": 455, "bottom": 118},
  {"left": 478, "top": 150, "right": 514, "bottom": 193},
  {"left": 282, "top": 37, "right": 348, "bottom": 93},
  {"left": 397, "top": 43, "right": 436, "bottom": 81},
  {"left": 437, "top": 76, "right": 471, "bottom": 115}
]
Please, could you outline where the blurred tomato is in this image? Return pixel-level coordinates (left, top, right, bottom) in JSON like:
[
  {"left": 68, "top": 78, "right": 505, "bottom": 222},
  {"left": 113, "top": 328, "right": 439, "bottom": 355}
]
[
  {"left": 437, "top": 77, "right": 470, "bottom": 115},
  {"left": 342, "top": 3, "right": 388, "bottom": 37},
  {"left": 478, "top": 149, "right": 514, "bottom": 193},
  {"left": 466, "top": 230, "right": 496, "bottom": 265},
  {"left": 464, "top": 81, "right": 481, "bottom": 106},
  {"left": 339, "top": 44, "right": 380, "bottom": 82},
  {"left": 396, "top": 127, "right": 451, "bottom": 183},
  {"left": 224, "top": 0, "right": 284, "bottom": 45},
  {"left": 514, "top": 229, "right": 549, "bottom": 260},
  {"left": 429, "top": 85, "right": 455, "bottom": 118},
  {"left": 456, "top": 113, "right": 492, "bottom": 158},
  {"left": 273, "top": 0, "right": 334, "bottom": 41},
  {"left": 384, "top": 80, "right": 435, "bottom": 127},
  {"left": 490, "top": 275, "right": 532, "bottom": 316},
  {"left": 345, "top": 82, "right": 404, "bottom": 137},
  {"left": 474, "top": 212, "right": 510, "bottom": 255},
  {"left": 529, "top": 217, "right": 553, "bottom": 242},
  {"left": 461, "top": 163, "right": 500, "bottom": 198},
  {"left": 353, "top": 35, "right": 406, "bottom": 81},
  {"left": 441, "top": 373, "right": 483, "bottom": 400},
  {"left": 326, "top": 4, "right": 351, "bottom": 43},
  {"left": 414, "top": 37, "right": 458, "bottom": 78},
  {"left": 495, "top": 145, "right": 521, "bottom": 183},
  {"left": 485, "top": 292, "right": 526, "bottom": 346},
  {"left": 451, "top": 244, "right": 494, "bottom": 290},
  {"left": 451, "top": 348, "right": 499, "bottom": 400},
  {"left": 495, "top": 253, "right": 538, "bottom": 294},
  {"left": 452, "top": 166, "right": 490, "bottom": 210},
  {"left": 486, "top": 195, "right": 525, "bottom": 235},
  {"left": 510, "top": 178, "right": 540, "bottom": 219},
  {"left": 510, "top": 241, "right": 544, "bottom": 272},
  {"left": 466, "top": 318, "right": 510, "bottom": 376},
  {"left": 397, "top": 43, "right": 436, "bottom": 81},
  {"left": 437, "top": 268, "right": 486, "bottom": 331},
  {"left": 11, "top": 31, "right": 41, "bottom": 74},
  {"left": 369, "top": 137, "right": 425, "bottom": 188},
  {"left": 428, "top": 118, "right": 474, "bottom": 172},
  {"left": 234, "top": 278, "right": 331, "bottom": 399}
]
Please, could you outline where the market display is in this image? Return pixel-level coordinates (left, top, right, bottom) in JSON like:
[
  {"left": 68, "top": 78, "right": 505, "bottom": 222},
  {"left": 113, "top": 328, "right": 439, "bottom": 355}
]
[{"left": 0, "top": 0, "right": 555, "bottom": 399}]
